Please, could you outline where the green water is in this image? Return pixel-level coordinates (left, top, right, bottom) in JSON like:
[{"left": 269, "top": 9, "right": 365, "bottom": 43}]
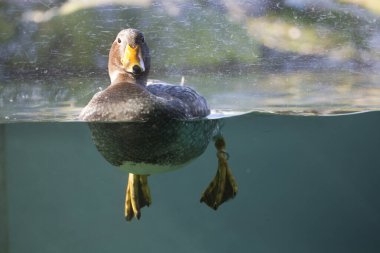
[{"left": 1, "top": 111, "right": 380, "bottom": 253}]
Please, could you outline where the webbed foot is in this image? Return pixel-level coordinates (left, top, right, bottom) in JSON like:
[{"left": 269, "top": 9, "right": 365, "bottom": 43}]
[
  {"left": 200, "top": 136, "right": 238, "bottom": 210},
  {"left": 125, "top": 174, "right": 151, "bottom": 221}
]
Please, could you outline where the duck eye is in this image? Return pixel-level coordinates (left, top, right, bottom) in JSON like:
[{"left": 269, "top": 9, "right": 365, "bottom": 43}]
[{"left": 117, "top": 38, "right": 121, "bottom": 44}]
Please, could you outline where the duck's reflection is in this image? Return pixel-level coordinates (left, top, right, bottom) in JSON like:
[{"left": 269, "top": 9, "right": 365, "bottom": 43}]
[{"left": 87, "top": 119, "right": 237, "bottom": 220}]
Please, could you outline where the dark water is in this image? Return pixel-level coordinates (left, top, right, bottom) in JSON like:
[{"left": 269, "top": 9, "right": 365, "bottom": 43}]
[{"left": 1, "top": 111, "right": 380, "bottom": 253}]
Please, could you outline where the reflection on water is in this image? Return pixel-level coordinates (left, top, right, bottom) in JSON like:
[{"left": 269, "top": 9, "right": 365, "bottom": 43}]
[
  {"left": 1, "top": 71, "right": 380, "bottom": 122},
  {"left": 87, "top": 119, "right": 237, "bottom": 220}
]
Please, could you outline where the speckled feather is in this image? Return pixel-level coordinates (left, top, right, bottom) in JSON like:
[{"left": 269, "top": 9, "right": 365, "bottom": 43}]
[
  {"left": 88, "top": 119, "right": 219, "bottom": 172},
  {"left": 79, "top": 82, "right": 210, "bottom": 122}
]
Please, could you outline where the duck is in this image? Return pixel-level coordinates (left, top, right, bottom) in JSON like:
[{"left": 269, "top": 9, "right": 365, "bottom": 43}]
[{"left": 79, "top": 28, "right": 237, "bottom": 221}]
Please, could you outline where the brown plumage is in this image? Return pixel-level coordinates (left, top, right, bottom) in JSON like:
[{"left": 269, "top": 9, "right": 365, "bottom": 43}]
[
  {"left": 79, "top": 29, "right": 237, "bottom": 221},
  {"left": 79, "top": 28, "right": 209, "bottom": 122}
]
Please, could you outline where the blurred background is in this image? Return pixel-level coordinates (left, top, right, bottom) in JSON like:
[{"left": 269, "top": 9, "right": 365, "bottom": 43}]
[
  {"left": 0, "top": 0, "right": 380, "bottom": 120},
  {"left": 2, "top": 0, "right": 380, "bottom": 74}
]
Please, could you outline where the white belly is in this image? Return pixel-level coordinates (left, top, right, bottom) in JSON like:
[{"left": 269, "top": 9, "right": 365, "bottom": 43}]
[{"left": 119, "top": 160, "right": 193, "bottom": 175}]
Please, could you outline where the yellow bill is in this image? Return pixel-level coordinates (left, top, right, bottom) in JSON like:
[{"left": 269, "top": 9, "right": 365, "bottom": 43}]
[{"left": 121, "top": 44, "right": 145, "bottom": 73}]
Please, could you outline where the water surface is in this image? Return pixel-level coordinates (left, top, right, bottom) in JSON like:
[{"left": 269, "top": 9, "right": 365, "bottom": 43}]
[{"left": 1, "top": 71, "right": 380, "bottom": 122}]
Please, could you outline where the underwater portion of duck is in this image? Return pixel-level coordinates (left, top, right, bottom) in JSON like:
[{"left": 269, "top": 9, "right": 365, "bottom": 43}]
[
  {"left": 88, "top": 120, "right": 219, "bottom": 174},
  {"left": 88, "top": 118, "right": 237, "bottom": 220}
]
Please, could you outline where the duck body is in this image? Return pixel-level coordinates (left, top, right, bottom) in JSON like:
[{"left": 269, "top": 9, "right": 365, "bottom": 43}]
[
  {"left": 79, "top": 28, "right": 237, "bottom": 220},
  {"left": 79, "top": 81, "right": 210, "bottom": 122},
  {"left": 78, "top": 28, "right": 214, "bottom": 174},
  {"left": 87, "top": 118, "right": 219, "bottom": 174}
]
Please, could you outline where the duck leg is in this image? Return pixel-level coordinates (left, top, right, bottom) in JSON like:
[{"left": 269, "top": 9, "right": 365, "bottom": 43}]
[
  {"left": 200, "top": 136, "right": 238, "bottom": 210},
  {"left": 125, "top": 173, "right": 151, "bottom": 221}
]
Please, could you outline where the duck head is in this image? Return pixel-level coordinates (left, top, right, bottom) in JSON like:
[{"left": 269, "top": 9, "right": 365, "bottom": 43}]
[{"left": 108, "top": 29, "right": 151, "bottom": 85}]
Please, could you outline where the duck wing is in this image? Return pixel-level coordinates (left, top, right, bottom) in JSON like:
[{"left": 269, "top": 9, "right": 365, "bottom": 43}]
[
  {"left": 79, "top": 82, "right": 201, "bottom": 121},
  {"left": 146, "top": 84, "right": 210, "bottom": 119}
]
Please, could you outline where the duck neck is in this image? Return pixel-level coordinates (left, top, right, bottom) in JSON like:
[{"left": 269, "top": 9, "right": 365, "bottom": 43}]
[{"left": 109, "top": 70, "right": 147, "bottom": 86}]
